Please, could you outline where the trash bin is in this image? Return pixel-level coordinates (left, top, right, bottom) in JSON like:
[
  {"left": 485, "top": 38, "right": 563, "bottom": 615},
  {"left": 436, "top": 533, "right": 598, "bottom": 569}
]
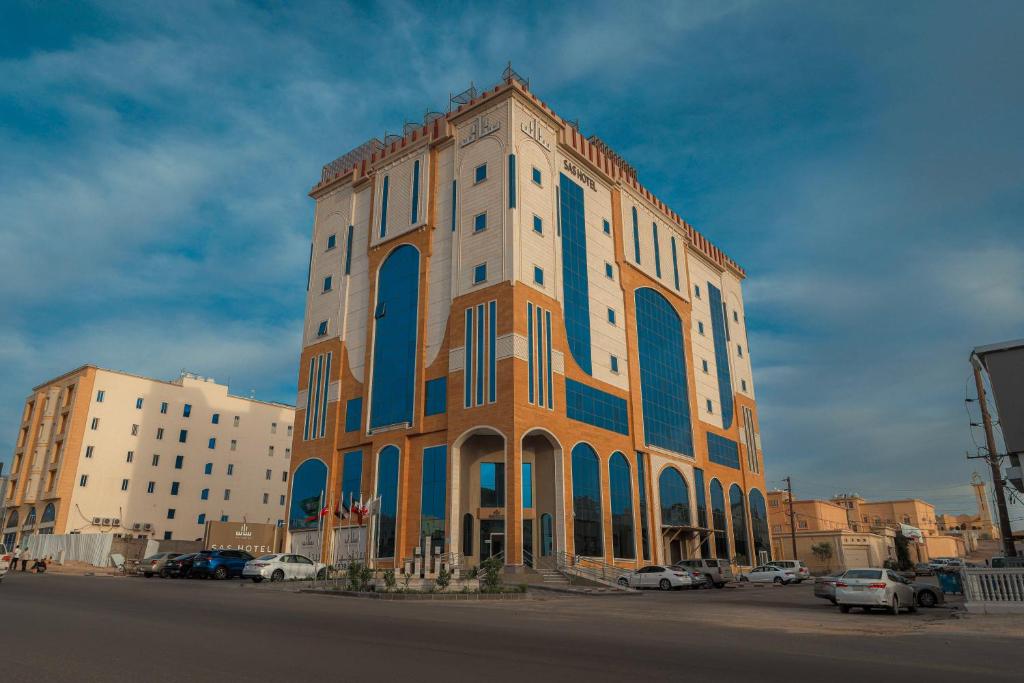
[{"left": 937, "top": 570, "right": 963, "bottom": 594}]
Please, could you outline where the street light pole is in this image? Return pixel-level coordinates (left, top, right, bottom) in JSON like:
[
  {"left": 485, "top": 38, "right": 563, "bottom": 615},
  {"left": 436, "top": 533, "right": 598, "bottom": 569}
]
[{"left": 784, "top": 476, "right": 798, "bottom": 560}]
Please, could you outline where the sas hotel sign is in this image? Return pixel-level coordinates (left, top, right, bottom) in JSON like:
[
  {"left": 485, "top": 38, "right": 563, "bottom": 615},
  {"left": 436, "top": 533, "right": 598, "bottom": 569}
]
[{"left": 203, "top": 521, "right": 281, "bottom": 554}]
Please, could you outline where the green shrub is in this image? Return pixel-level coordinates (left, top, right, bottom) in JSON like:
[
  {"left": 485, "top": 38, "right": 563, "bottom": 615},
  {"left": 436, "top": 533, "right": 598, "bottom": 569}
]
[
  {"left": 436, "top": 565, "right": 451, "bottom": 591},
  {"left": 383, "top": 569, "right": 397, "bottom": 592}
]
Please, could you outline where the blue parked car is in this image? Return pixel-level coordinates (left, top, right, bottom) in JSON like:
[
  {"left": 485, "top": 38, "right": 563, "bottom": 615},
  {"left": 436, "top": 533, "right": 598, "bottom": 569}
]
[{"left": 189, "top": 550, "right": 254, "bottom": 579}]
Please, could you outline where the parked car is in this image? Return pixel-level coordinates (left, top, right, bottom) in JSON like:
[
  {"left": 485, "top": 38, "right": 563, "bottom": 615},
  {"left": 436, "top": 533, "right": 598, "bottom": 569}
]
[
  {"left": 912, "top": 581, "right": 945, "bottom": 608},
  {"left": 617, "top": 565, "right": 696, "bottom": 590},
  {"left": 139, "top": 552, "right": 182, "bottom": 577},
  {"left": 913, "top": 563, "right": 934, "bottom": 576},
  {"left": 770, "top": 560, "right": 810, "bottom": 583},
  {"left": 162, "top": 553, "right": 198, "bottom": 578},
  {"left": 814, "top": 572, "right": 845, "bottom": 604},
  {"left": 835, "top": 568, "right": 915, "bottom": 614},
  {"left": 738, "top": 565, "right": 795, "bottom": 584},
  {"left": 190, "top": 549, "right": 254, "bottom": 579},
  {"left": 672, "top": 558, "right": 734, "bottom": 588},
  {"left": 243, "top": 554, "right": 327, "bottom": 582},
  {"left": 991, "top": 556, "right": 1024, "bottom": 568},
  {"left": 0, "top": 543, "right": 10, "bottom": 580},
  {"left": 928, "top": 558, "right": 953, "bottom": 570}
]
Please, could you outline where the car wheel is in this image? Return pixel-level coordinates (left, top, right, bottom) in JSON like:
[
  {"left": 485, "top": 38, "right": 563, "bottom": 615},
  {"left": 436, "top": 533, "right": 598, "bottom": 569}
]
[
  {"left": 839, "top": 605, "right": 851, "bottom": 613},
  {"left": 316, "top": 569, "right": 327, "bottom": 580},
  {"left": 617, "top": 577, "right": 629, "bottom": 587},
  {"left": 890, "top": 596, "right": 900, "bottom": 615},
  {"left": 917, "top": 590, "right": 937, "bottom": 608},
  {"left": 143, "top": 572, "right": 152, "bottom": 578},
  {"left": 829, "top": 598, "right": 837, "bottom": 606},
  {"left": 739, "top": 576, "right": 749, "bottom": 582},
  {"left": 160, "top": 569, "right": 169, "bottom": 579},
  {"left": 659, "top": 579, "right": 672, "bottom": 591},
  {"left": 214, "top": 566, "right": 228, "bottom": 580},
  {"left": 714, "top": 582, "right": 725, "bottom": 589},
  {"left": 773, "top": 577, "right": 783, "bottom": 585},
  {"left": 251, "top": 577, "right": 263, "bottom": 583},
  {"left": 271, "top": 569, "right": 285, "bottom": 583}
]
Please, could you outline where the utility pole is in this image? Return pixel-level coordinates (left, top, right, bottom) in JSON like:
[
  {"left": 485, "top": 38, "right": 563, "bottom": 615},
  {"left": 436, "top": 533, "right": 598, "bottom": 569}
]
[
  {"left": 783, "top": 476, "right": 798, "bottom": 560},
  {"left": 972, "top": 358, "right": 1017, "bottom": 557}
]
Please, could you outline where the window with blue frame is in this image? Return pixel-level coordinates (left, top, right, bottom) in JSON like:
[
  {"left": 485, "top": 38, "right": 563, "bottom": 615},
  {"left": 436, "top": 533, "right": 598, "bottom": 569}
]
[
  {"left": 533, "top": 215, "right": 543, "bottom": 234},
  {"left": 345, "top": 397, "right": 362, "bottom": 432},
  {"left": 474, "top": 163, "right": 487, "bottom": 183},
  {"left": 522, "top": 462, "right": 533, "bottom": 508},
  {"left": 707, "top": 283, "right": 734, "bottom": 429},
  {"left": 730, "top": 484, "right": 750, "bottom": 564},
  {"left": 610, "top": 355, "right": 619, "bottom": 373},
  {"left": 609, "top": 452, "right": 635, "bottom": 559},
  {"left": 749, "top": 489, "right": 771, "bottom": 562},
  {"left": 607, "top": 308, "right": 616, "bottom": 325},
  {"left": 171, "top": 482, "right": 180, "bottom": 496},
  {"left": 479, "top": 462, "right": 504, "bottom": 508},
  {"left": 317, "top": 320, "right": 328, "bottom": 337},
  {"left": 634, "top": 288, "right": 693, "bottom": 455},
  {"left": 652, "top": 223, "right": 661, "bottom": 277},
  {"left": 474, "top": 212, "right": 487, "bottom": 232},
  {"left": 670, "top": 236, "right": 680, "bottom": 290},
  {"left": 341, "top": 450, "right": 363, "bottom": 511},
  {"left": 420, "top": 445, "right": 447, "bottom": 553},
  {"left": 710, "top": 479, "right": 730, "bottom": 559},
  {"left": 183, "top": 404, "right": 191, "bottom": 417},
  {"left": 345, "top": 225, "right": 354, "bottom": 274},
  {"left": 565, "top": 379, "right": 629, "bottom": 434},
  {"left": 508, "top": 154, "right": 516, "bottom": 208},
  {"left": 323, "top": 275, "right": 332, "bottom": 292},
  {"left": 379, "top": 175, "right": 389, "bottom": 237},
  {"left": 473, "top": 263, "right": 487, "bottom": 284},
  {"left": 532, "top": 166, "right": 542, "bottom": 185},
  {"left": 369, "top": 245, "right": 419, "bottom": 430},
  {"left": 694, "top": 468, "right": 711, "bottom": 557},
  {"left": 211, "top": 413, "right": 219, "bottom": 425},
  {"left": 327, "top": 233, "right": 337, "bottom": 250},
  {"left": 376, "top": 446, "right": 400, "bottom": 558},
  {"left": 659, "top": 467, "right": 690, "bottom": 527},
  {"left": 603, "top": 219, "right": 611, "bottom": 235},
  {"left": 410, "top": 159, "right": 420, "bottom": 223},
  {"left": 559, "top": 174, "right": 592, "bottom": 374},
  {"left": 175, "top": 455, "right": 183, "bottom": 469},
  {"left": 208, "top": 438, "right": 216, "bottom": 449},
  {"left": 201, "top": 488, "right": 209, "bottom": 500},
  {"left": 198, "top": 513, "right": 206, "bottom": 525},
  {"left": 571, "top": 443, "right": 603, "bottom": 557},
  {"left": 289, "top": 459, "right": 328, "bottom": 532},
  {"left": 636, "top": 452, "right": 651, "bottom": 560},
  {"left": 605, "top": 262, "right": 614, "bottom": 279},
  {"left": 424, "top": 377, "right": 447, "bottom": 416},
  {"left": 707, "top": 433, "right": 740, "bottom": 469},
  {"left": 220, "top": 515, "right": 228, "bottom": 523},
  {"left": 534, "top": 266, "right": 544, "bottom": 286},
  {"left": 631, "top": 206, "right": 641, "bottom": 263}
]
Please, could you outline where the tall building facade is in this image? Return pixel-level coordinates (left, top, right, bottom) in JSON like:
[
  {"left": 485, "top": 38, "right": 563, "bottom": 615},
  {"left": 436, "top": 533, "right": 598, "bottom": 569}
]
[
  {"left": 287, "top": 75, "right": 770, "bottom": 571},
  {"left": 3, "top": 366, "right": 295, "bottom": 548}
]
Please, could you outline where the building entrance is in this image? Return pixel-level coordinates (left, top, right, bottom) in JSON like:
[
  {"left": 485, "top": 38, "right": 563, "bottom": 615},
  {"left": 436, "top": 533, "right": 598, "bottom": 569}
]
[{"left": 480, "top": 519, "right": 505, "bottom": 560}]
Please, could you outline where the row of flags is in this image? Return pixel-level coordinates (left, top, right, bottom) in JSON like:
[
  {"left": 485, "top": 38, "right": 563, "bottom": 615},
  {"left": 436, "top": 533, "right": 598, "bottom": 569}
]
[{"left": 303, "top": 492, "right": 378, "bottom": 525}]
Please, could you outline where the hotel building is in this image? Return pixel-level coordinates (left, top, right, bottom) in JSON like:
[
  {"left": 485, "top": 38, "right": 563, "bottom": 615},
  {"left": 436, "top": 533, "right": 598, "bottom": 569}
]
[
  {"left": 3, "top": 366, "right": 295, "bottom": 548},
  {"left": 287, "top": 72, "right": 770, "bottom": 572}
]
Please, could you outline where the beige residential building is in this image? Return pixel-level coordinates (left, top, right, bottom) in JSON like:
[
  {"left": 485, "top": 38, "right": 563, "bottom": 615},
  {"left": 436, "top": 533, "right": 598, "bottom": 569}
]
[{"left": 3, "top": 366, "right": 295, "bottom": 547}]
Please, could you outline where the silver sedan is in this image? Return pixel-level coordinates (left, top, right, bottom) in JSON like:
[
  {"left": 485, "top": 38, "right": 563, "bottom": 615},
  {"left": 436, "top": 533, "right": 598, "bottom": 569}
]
[{"left": 617, "top": 565, "right": 696, "bottom": 590}]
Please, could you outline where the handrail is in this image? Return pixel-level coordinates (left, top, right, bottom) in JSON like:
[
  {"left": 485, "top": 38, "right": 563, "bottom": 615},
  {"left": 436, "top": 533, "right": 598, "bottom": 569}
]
[
  {"left": 555, "top": 551, "right": 633, "bottom": 590},
  {"left": 523, "top": 548, "right": 534, "bottom": 568}
]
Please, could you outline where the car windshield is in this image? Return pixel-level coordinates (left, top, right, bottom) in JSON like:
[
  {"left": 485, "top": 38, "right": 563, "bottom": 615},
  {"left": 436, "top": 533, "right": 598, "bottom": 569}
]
[{"left": 844, "top": 569, "right": 882, "bottom": 579}]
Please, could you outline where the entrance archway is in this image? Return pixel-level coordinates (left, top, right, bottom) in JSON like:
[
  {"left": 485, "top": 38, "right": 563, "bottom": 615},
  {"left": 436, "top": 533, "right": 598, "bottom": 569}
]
[
  {"left": 451, "top": 427, "right": 507, "bottom": 567},
  {"left": 521, "top": 428, "right": 564, "bottom": 568}
]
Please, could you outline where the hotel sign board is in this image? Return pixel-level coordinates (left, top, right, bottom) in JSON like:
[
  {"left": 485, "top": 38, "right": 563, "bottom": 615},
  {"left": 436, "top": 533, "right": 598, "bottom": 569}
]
[{"left": 203, "top": 521, "right": 282, "bottom": 555}]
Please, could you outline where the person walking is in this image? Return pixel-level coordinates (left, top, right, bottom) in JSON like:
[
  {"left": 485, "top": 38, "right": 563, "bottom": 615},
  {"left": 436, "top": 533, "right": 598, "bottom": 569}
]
[
  {"left": 11, "top": 545, "right": 21, "bottom": 572},
  {"left": 20, "top": 546, "right": 31, "bottom": 572}
]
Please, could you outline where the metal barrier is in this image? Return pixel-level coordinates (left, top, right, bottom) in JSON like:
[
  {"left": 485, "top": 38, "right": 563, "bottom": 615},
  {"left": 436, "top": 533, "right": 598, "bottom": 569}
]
[
  {"left": 555, "top": 551, "right": 633, "bottom": 591},
  {"left": 963, "top": 568, "right": 1024, "bottom": 614}
]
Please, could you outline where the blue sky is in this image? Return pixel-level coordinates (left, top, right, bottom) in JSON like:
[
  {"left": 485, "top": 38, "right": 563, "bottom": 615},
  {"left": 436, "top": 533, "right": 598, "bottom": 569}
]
[{"left": 2, "top": 1, "right": 1022, "bottom": 518}]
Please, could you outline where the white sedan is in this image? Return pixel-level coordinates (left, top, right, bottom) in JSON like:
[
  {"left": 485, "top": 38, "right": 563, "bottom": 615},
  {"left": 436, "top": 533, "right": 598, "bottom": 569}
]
[
  {"left": 617, "top": 565, "right": 696, "bottom": 590},
  {"left": 738, "top": 565, "right": 795, "bottom": 584},
  {"left": 835, "top": 568, "right": 916, "bottom": 614},
  {"left": 243, "top": 553, "right": 327, "bottom": 582}
]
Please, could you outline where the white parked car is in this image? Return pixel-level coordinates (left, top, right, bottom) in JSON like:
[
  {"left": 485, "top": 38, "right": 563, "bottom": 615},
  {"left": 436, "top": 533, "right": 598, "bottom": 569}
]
[
  {"left": 738, "top": 565, "right": 795, "bottom": 584},
  {"left": 617, "top": 565, "right": 696, "bottom": 590},
  {"left": 0, "top": 543, "right": 10, "bottom": 580},
  {"left": 769, "top": 560, "right": 810, "bottom": 583},
  {"left": 243, "top": 553, "right": 327, "bottom": 582},
  {"left": 835, "top": 568, "right": 915, "bottom": 614}
]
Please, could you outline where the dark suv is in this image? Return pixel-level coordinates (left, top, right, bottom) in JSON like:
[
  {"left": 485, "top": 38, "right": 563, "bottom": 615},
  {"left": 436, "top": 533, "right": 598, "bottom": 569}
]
[{"left": 190, "top": 550, "right": 254, "bottom": 579}]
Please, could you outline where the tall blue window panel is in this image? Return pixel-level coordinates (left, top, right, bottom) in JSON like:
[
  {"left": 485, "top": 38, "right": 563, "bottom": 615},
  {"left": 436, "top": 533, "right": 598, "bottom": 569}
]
[
  {"left": 369, "top": 245, "right": 420, "bottom": 429},
  {"left": 636, "top": 452, "right": 651, "bottom": 560},
  {"left": 410, "top": 160, "right": 420, "bottom": 224},
  {"left": 376, "top": 446, "right": 400, "bottom": 558},
  {"left": 571, "top": 443, "right": 603, "bottom": 557},
  {"left": 559, "top": 174, "right": 592, "bottom": 375},
  {"left": 527, "top": 303, "right": 535, "bottom": 404},
  {"left": 289, "top": 459, "right": 327, "bottom": 531},
  {"left": 424, "top": 377, "right": 447, "bottom": 416},
  {"left": 729, "top": 484, "right": 750, "bottom": 564},
  {"left": 707, "top": 433, "right": 740, "bottom": 469},
  {"left": 522, "top": 462, "right": 533, "bottom": 508},
  {"left": 379, "top": 175, "right": 389, "bottom": 237},
  {"left": 565, "top": 379, "right": 629, "bottom": 435},
  {"left": 658, "top": 467, "right": 690, "bottom": 527},
  {"left": 344, "top": 225, "right": 354, "bottom": 275},
  {"left": 710, "top": 479, "right": 730, "bottom": 560},
  {"left": 694, "top": 468, "right": 711, "bottom": 557},
  {"left": 451, "top": 180, "right": 457, "bottom": 232},
  {"left": 634, "top": 288, "right": 693, "bottom": 454},
  {"left": 544, "top": 310, "right": 553, "bottom": 409},
  {"left": 345, "top": 397, "right": 362, "bottom": 433},
  {"left": 464, "top": 307, "right": 473, "bottom": 408},
  {"left": 707, "top": 283, "right": 734, "bottom": 429},
  {"left": 670, "top": 236, "right": 680, "bottom": 290},
  {"left": 609, "top": 452, "right": 635, "bottom": 559},
  {"left": 535, "top": 305, "right": 544, "bottom": 406},
  {"left": 420, "top": 445, "right": 447, "bottom": 553},
  {"left": 341, "top": 450, "right": 363, "bottom": 512},
  {"left": 748, "top": 489, "right": 771, "bottom": 562},
  {"left": 652, "top": 223, "right": 661, "bottom": 278},
  {"left": 488, "top": 300, "right": 496, "bottom": 403},
  {"left": 302, "top": 357, "right": 315, "bottom": 440},
  {"left": 319, "top": 352, "right": 331, "bottom": 439},
  {"left": 475, "top": 303, "right": 485, "bottom": 406},
  {"left": 508, "top": 154, "right": 516, "bottom": 208},
  {"left": 631, "top": 206, "right": 641, "bottom": 264},
  {"left": 465, "top": 302, "right": 496, "bottom": 408},
  {"left": 310, "top": 354, "right": 324, "bottom": 438}
]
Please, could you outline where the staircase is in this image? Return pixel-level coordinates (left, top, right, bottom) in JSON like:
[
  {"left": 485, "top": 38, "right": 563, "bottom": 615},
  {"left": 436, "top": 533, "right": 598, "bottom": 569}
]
[{"left": 534, "top": 567, "right": 570, "bottom": 586}]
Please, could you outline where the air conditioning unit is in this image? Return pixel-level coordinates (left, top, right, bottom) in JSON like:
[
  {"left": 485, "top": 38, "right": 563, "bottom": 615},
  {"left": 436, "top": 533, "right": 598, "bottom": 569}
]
[
  {"left": 101, "top": 517, "right": 112, "bottom": 526},
  {"left": 143, "top": 523, "right": 153, "bottom": 531},
  {"left": 132, "top": 523, "right": 142, "bottom": 531},
  {"left": 92, "top": 517, "right": 102, "bottom": 525},
  {"left": 112, "top": 518, "right": 121, "bottom": 527}
]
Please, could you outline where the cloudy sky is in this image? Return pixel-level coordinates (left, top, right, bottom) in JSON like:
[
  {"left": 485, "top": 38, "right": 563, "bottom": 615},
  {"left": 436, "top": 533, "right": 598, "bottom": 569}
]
[{"left": 2, "top": 1, "right": 1022, "bottom": 519}]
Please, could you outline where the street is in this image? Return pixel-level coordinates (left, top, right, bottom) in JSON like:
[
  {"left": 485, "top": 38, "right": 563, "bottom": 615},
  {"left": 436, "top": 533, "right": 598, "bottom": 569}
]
[{"left": 2, "top": 573, "right": 1022, "bottom": 682}]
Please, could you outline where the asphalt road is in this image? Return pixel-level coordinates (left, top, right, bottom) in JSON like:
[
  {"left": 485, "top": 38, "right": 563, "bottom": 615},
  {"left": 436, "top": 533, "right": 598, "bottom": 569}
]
[{"left": 2, "top": 573, "right": 1021, "bottom": 682}]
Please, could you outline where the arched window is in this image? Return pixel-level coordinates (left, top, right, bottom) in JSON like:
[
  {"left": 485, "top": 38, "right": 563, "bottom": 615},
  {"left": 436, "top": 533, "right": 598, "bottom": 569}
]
[
  {"left": 5, "top": 510, "right": 19, "bottom": 530},
  {"left": 288, "top": 459, "right": 328, "bottom": 531},
  {"left": 23, "top": 507, "right": 36, "bottom": 529},
  {"left": 369, "top": 245, "right": 420, "bottom": 429},
  {"left": 609, "top": 452, "right": 635, "bottom": 559},
  {"left": 658, "top": 467, "right": 690, "bottom": 527},
  {"left": 634, "top": 288, "right": 693, "bottom": 455},
  {"left": 462, "top": 513, "right": 473, "bottom": 557},
  {"left": 748, "top": 489, "right": 771, "bottom": 563},
  {"left": 540, "top": 513, "right": 553, "bottom": 556},
  {"left": 709, "top": 479, "right": 730, "bottom": 560},
  {"left": 729, "top": 484, "right": 750, "bottom": 565},
  {"left": 40, "top": 503, "right": 56, "bottom": 525},
  {"left": 571, "top": 443, "right": 603, "bottom": 557},
  {"left": 375, "top": 445, "right": 400, "bottom": 559}
]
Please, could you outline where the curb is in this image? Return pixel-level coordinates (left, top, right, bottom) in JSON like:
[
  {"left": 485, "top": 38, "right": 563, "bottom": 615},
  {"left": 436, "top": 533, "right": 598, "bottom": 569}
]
[{"left": 298, "top": 589, "right": 529, "bottom": 601}]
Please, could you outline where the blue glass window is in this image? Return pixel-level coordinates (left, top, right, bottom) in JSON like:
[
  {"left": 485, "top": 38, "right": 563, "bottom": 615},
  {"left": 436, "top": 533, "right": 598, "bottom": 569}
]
[
  {"left": 175, "top": 455, "right": 184, "bottom": 469},
  {"left": 527, "top": 303, "right": 535, "bottom": 404},
  {"left": 707, "top": 399, "right": 714, "bottom": 413},
  {"left": 136, "top": 397, "right": 143, "bottom": 409},
  {"left": 211, "top": 413, "right": 219, "bottom": 424},
  {"left": 201, "top": 488, "right": 209, "bottom": 500},
  {"left": 344, "top": 225, "right": 353, "bottom": 275},
  {"left": 738, "top": 344, "right": 743, "bottom": 358},
  {"left": 607, "top": 308, "right": 616, "bottom": 325},
  {"left": 345, "top": 397, "right": 362, "bottom": 432},
  {"left": 475, "top": 163, "right": 487, "bottom": 183},
  {"left": 179, "top": 429, "right": 188, "bottom": 443},
  {"left": 341, "top": 450, "right": 363, "bottom": 512},
  {"left": 634, "top": 288, "right": 693, "bottom": 455},
  {"left": 327, "top": 233, "right": 337, "bottom": 250},
  {"left": 694, "top": 284, "right": 701, "bottom": 298},
  {"left": 603, "top": 219, "right": 611, "bottom": 234},
  {"left": 420, "top": 445, "right": 447, "bottom": 553},
  {"left": 702, "top": 359, "right": 709, "bottom": 373},
  {"left": 729, "top": 484, "right": 750, "bottom": 565},
  {"left": 631, "top": 206, "right": 641, "bottom": 264},
  {"left": 198, "top": 513, "right": 206, "bottom": 525},
  {"left": 533, "top": 215, "right": 543, "bottom": 234},
  {"left": 694, "top": 468, "right": 711, "bottom": 557},
  {"left": 707, "top": 283, "right": 734, "bottom": 429},
  {"left": 480, "top": 462, "right": 504, "bottom": 508},
  {"left": 183, "top": 404, "right": 191, "bottom": 417},
  {"left": 208, "top": 438, "right": 216, "bottom": 449},
  {"left": 464, "top": 307, "right": 474, "bottom": 407},
  {"left": 565, "top": 379, "right": 629, "bottom": 434},
  {"left": 535, "top": 305, "right": 544, "bottom": 406},
  {"left": 571, "top": 443, "right": 603, "bottom": 557},
  {"left": 476, "top": 303, "right": 485, "bottom": 406},
  {"left": 167, "top": 509, "right": 175, "bottom": 519},
  {"left": 541, "top": 513, "right": 553, "bottom": 556},
  {"left": 171, "top": 482, "right": 180, "bottom": 496},
  {"left": 610, "top": 355, "right": 619, "bottom": 373},
  {"left": 323, "top": 275, "right": 332, "bottom": 292},
  {"left": 220, "top": 515, "right": 228, "bottom": 523},
  {"left": 410, "top": 159, "right": 420, "bottom": 223},
  {"left": 379, "top": 175, "right": 389, "bottom": 237},
  {"left": 204, "top": 462, "right": 212, "bottom": 475},
  {"left": 698, "top": 321, "right": 705, "bottom": 335},
  {"left": 488, "top": 300, "right": 497, "bottom": 404},
  {"left": 544, "top": 310, "right": 553, "bottom": 409},
  {"left": 532, "top": 166, "right": 542, "bottom": 185},
  {"left": 474, "top": 212, "right": 487, "bottom": 232},
  {"left": 559, "top": 174, "right": 592, "bottom": 374},
  {"left": 522, "top": 462, "right": 534, "bottom": 508},
  {"left": 462, "top": 513, "right": 473, "bottom": 557},
  {"left": 303, "top": 357, "right": 315, "bottom": 439},
  {"left": 605, "top": 262, "right": 614, "bottom": 279},
  {"left": 749, "top": 489, "right": 771, "bottom": 562},
  {"left": 636, "top": 452, "right": 651, "bottom": 560},
  {"left": 534, "top": 266, "right": 544, "bottom": 285},
  {"left": 508, "top": 154, "right": 517, "bottom": 208},
  {"left": 659, "top": 467, "right": 690, "bottom": 527},
  {"left": 451, "top": 181, "right": 457, "bottom": 231},
  {"left": 710, "top": 479, "right": 730, "bottom": 559},
  {"left": 609, "top": 452, "right": 635, "bottom": 559},
  {"left": 652, "top": 223, "right": 661, "bottom": 277},
  {"left": 473, "top": 263, "right": 487, "bottom": 284},
  {"left": 424, "top": 377, "right": 447, "bottom": 416},
  {"left": 96, "top": 390, "right": 104, "bottom": 402},
  {"left": 670, "top": 236, "right": 680, "bottom": 290},
  {"left": 376, "top": 446, "right": 400, "bottom": 558},
  {"left": 289, "top": 459, "right": 327, "bottom": 531},
  {"left": 707, "top": 433, "right": 740, "bottom": 469},
  {"left": 369, "top": 245, "right": 419, "bottom": 429}
]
